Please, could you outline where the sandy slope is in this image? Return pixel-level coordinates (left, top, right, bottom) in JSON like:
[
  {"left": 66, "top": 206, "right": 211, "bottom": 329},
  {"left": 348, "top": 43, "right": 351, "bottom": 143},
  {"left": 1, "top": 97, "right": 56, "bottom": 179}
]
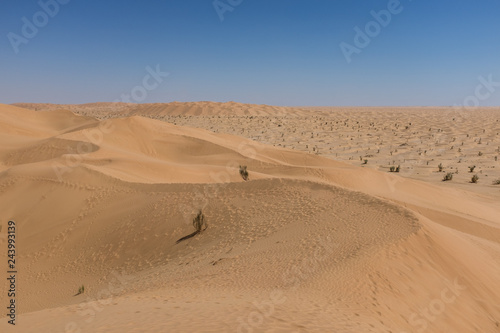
[
  {"left": 0, "top": 103, "right": 499, "bottom": 332},
  {"left": 18, "top": 102, "right": 500, "bottom": 197},
  {"left": 13, "top": 101, "right": 314, "bottom": 117}
]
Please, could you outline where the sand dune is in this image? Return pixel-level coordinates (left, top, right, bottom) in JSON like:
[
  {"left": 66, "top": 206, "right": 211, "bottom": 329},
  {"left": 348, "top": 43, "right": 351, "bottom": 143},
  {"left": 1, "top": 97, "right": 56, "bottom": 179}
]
[
  {"left": 13, "top": 101, "right": 313, "bottom": 117},
  {"left": 18, "top": 102, "right": 500, "bottom": 196},
  {"left": 1, "top": 103, "right": 499, "bottom": 332}
]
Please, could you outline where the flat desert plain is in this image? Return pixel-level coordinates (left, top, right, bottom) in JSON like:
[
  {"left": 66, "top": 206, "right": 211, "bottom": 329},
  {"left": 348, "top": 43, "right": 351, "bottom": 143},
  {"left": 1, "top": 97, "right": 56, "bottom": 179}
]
[{"left": 1, "top": 102, "right": 499, "bottom": 332}]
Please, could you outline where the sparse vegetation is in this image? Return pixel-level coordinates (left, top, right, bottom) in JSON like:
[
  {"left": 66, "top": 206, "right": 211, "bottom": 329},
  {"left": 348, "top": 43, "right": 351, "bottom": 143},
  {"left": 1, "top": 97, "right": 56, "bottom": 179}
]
[
  {"left": 469, "top": 165, "right": 476, "bottom": 173},
  {"left": 239, "top": 165, "right": 249, "bottom": 181},
  {"left": 389, "top": 165, "right": 400, "bottom": 173},
  {"left": 76, "top": 285, "right": 85, "bottom": 295},
  {"left": 438, "top": 163, "right": 444, "bottom": 172},
  {"left": 471, "top": 174, "right": 479, "bottom": 183},
  {"left": 442, "top": 172, "right": 453, "bottom": 181},
  {"left": 176, "top": 210, "right": 208, "bottom": 244},
  {"left": 363, "top": 159, "right": 368, "bottom": 165},
  {"left": 493, "top": 179, "right": 500, "bottom": 185},
  {"left": 193, "top": 210, "right": 206, "bottom": 232}
]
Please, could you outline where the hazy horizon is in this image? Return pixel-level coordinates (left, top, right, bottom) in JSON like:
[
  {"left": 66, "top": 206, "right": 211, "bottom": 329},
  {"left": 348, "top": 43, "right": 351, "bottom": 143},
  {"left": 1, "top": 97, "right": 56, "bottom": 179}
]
[{"left": 10, "top": 101, "right": 500, "bottom": 108}]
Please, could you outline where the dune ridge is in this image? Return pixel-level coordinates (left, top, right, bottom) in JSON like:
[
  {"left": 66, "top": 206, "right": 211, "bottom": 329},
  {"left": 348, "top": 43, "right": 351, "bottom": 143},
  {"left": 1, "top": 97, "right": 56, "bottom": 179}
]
[
  {"left": 13, "top": 101, "right": 314, "bottom": 117},
  {"left": 0, "top": 103, "right": 499, "bottom": 332},
  {"left": 15, "top": 102, "right": 500, "bottom": 197}
]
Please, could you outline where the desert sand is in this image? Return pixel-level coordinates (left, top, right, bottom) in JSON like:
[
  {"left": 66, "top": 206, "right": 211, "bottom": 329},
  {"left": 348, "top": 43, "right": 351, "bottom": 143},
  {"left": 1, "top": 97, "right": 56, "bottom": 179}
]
[{"left": 1, "top": 102, "right": 499, "bottom": 332}]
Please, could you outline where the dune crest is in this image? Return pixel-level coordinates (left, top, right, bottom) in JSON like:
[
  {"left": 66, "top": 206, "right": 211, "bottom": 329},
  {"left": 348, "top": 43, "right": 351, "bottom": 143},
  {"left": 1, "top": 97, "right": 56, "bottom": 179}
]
[
  {"left": 13, "top": 101, "right": 313, "bottom": 117},
  {"left": 0, "top": 103, "right": 499, "bottom": 332}
]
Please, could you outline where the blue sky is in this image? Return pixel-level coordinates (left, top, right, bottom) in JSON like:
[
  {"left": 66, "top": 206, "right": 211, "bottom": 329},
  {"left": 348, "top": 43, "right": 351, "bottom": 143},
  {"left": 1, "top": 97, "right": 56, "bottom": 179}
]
[{"left": 1, "top": 0, "right": 499, "bottom": 106}]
